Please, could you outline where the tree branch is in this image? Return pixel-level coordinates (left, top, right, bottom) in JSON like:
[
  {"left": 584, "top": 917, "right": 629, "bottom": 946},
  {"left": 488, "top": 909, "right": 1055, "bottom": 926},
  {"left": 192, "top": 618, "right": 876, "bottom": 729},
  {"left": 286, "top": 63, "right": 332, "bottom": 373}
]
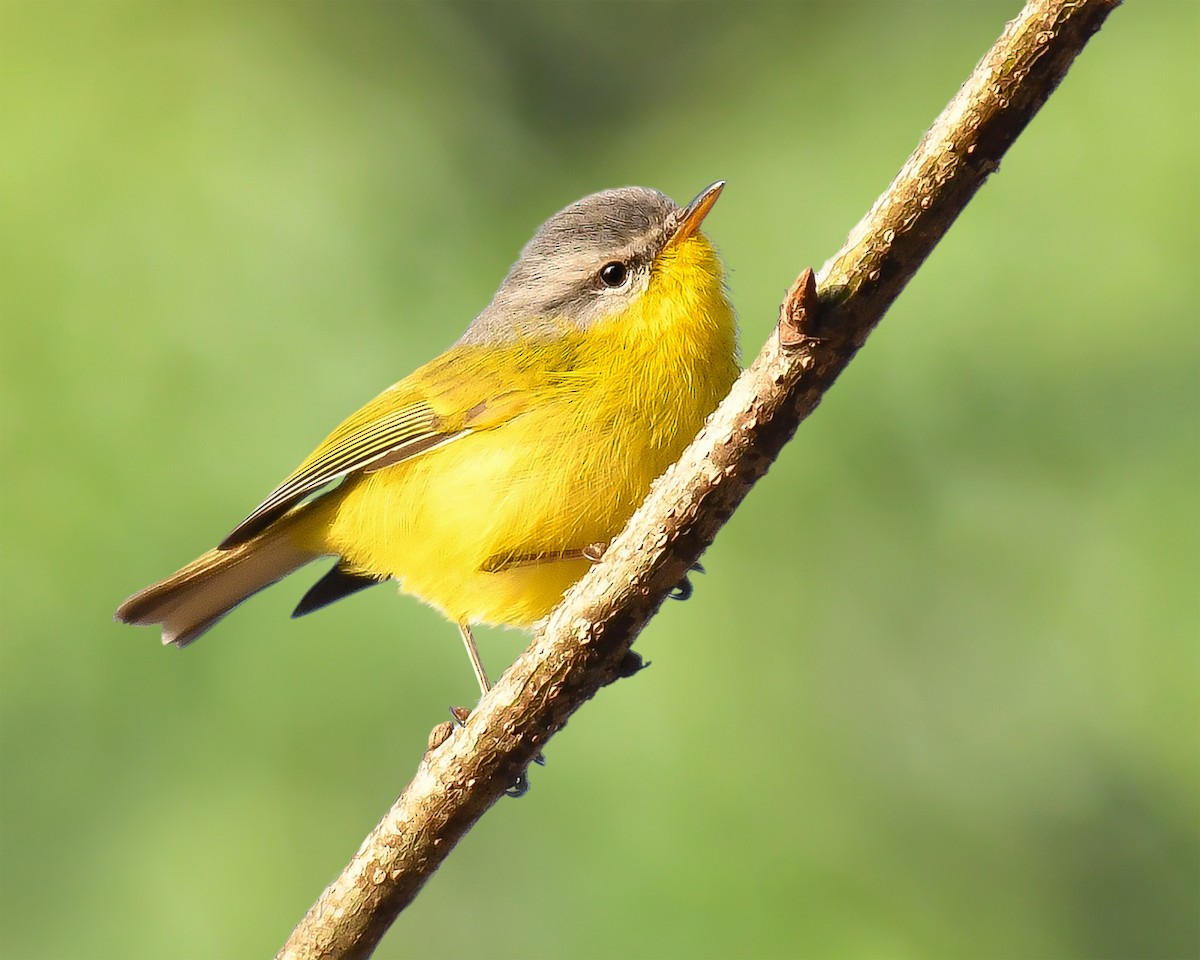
[{"left": 278, "top": 1, "right": 1120, "bottom": 956}]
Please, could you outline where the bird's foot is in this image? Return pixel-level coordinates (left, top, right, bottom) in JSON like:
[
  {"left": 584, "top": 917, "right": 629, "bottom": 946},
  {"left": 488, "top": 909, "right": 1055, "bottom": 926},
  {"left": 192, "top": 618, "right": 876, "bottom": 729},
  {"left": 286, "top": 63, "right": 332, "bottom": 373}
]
[{"left": 668, "top": 562, "right": 705, "bottom": 601}]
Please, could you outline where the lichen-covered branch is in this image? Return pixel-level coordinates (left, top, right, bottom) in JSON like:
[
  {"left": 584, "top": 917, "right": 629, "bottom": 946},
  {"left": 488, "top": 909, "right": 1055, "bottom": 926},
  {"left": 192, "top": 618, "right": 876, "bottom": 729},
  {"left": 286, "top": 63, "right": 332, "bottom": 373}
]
[{"left": 278, "top": 1, "right": 1121, "bottom": 956}]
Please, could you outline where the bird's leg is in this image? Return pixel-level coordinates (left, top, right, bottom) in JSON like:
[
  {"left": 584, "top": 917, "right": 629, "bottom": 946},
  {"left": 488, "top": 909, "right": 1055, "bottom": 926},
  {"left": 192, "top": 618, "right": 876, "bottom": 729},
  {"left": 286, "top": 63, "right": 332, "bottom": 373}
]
[
  {"left": 457, "top": 621, "right": 492, "bottom": 696},
  {"left": 454, "top": 621, "right": 543, "bottom": 797}
]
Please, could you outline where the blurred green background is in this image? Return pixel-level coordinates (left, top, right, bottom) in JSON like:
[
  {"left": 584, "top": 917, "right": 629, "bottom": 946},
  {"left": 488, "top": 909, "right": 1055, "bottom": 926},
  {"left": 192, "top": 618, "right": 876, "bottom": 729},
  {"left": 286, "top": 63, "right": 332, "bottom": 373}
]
[{"left": 2, "top": 2, "right": 1196, "bottom": 958}]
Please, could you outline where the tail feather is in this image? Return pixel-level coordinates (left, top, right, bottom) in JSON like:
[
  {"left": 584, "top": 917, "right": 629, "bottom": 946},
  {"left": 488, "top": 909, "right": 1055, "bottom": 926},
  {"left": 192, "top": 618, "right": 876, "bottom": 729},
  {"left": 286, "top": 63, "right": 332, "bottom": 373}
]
[
  {"left": 293, "top": 563, "right": 382, "bottom": 619},
  {"left": 115, "top": 515, "right": 323, "bottom": 647}
]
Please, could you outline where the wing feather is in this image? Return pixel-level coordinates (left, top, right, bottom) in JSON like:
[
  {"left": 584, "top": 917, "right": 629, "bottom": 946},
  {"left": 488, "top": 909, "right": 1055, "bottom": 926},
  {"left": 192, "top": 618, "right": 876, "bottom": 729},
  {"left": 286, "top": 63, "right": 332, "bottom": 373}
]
[
  {"left": 219, "top": 396, "right": 467, "bottom": 548},
  {"left": 218, "top": 342, "right": 552, "bottom": 549}
]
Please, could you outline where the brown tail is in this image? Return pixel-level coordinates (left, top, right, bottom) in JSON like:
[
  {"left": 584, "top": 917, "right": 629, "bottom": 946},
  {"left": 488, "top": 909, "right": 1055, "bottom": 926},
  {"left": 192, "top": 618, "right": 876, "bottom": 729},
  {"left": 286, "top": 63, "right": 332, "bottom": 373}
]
[{"left": 115, "top": 512, "right": 324, "bottom": 647}]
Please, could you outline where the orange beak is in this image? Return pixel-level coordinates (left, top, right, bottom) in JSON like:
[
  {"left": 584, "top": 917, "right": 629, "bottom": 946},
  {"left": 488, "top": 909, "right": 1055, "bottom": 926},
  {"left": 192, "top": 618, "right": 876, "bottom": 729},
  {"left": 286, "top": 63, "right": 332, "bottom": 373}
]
[{"left": 664, "top": 180, "right": 725, "bottom": 249}]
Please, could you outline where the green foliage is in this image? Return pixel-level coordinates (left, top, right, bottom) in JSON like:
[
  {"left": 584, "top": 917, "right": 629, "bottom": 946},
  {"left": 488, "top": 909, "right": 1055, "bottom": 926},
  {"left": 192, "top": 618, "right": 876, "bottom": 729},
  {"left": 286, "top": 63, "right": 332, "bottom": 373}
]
[{"left": 1, "top": 3, "right": 1196, "bottom": 958}]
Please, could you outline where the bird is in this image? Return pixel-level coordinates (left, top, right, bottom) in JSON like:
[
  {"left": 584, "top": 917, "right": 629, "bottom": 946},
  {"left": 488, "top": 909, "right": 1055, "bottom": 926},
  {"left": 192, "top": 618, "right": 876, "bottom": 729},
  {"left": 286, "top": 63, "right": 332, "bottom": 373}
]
[{"left": 115, "top": 181, "right": 739, "bottom": 695}]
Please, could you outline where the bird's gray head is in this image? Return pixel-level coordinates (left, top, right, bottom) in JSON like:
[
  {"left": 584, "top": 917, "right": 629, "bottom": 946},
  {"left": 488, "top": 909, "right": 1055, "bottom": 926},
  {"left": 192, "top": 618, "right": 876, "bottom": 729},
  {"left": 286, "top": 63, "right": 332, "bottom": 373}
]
[{"left": 458, "top": 183, "right": 724, "bottom": 346}]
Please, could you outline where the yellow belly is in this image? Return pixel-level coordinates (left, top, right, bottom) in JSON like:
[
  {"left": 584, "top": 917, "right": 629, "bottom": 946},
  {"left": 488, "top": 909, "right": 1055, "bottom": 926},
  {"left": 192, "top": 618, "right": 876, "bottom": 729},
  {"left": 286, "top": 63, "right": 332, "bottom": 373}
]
[
  {"left": 297, "top": 234, "right": 738, "bottom": 627},
  {"left": 315, "top": 395, "right": 695, "bottom": 626}
]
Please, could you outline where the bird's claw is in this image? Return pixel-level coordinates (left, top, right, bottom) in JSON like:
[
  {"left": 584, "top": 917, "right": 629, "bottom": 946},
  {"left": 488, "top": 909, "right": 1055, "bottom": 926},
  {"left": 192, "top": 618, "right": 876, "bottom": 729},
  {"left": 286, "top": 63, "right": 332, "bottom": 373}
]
[
  {"left": 449, "top": 706, "right": 546, "bottom": 798},
  {"left": 669, "top": 562, "right": 705, "bottom": 601}
]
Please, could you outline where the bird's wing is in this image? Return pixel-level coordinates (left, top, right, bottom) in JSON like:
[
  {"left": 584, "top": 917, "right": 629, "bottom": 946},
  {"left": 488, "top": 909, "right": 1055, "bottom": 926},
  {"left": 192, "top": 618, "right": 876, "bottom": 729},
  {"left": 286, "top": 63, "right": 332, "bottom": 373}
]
[
  {"left": 219, "top": 345, "right": 543, "bottom": 548},
  {"left": 219, "top": 390, "right": 459, "bottom": 548}
]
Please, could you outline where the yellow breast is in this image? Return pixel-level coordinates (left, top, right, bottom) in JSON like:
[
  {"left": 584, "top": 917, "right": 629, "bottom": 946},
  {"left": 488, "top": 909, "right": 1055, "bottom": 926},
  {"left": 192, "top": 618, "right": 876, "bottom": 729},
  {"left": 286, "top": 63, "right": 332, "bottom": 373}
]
[{"left": 314, "top": 234, "right": 738, "bottom": 626}]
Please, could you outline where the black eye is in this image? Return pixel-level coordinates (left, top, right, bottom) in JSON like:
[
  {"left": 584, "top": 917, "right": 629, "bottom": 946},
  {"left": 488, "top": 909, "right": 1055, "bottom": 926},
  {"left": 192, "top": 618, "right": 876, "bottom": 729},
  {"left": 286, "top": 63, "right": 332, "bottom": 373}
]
[{"left": 599, "top": 261, "right": 628, "bottom": 287}]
